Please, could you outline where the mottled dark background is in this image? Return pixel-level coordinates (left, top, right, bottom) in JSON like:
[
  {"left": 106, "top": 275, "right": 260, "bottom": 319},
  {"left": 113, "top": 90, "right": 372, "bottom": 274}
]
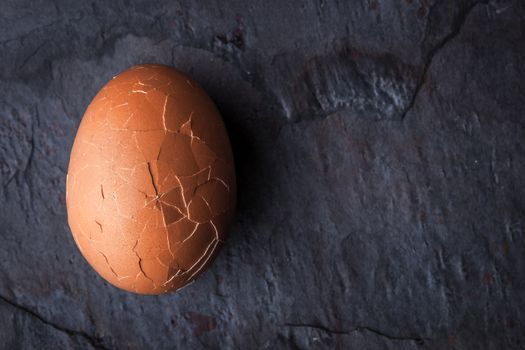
[{"left": 0, "top": 0, "right": 524, "bottom": 349}]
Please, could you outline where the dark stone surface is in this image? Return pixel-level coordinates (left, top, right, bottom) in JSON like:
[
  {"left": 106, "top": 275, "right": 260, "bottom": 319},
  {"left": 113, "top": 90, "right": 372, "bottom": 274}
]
[{"left": 0, "top": 0, "right": 524, "bottom": 349}]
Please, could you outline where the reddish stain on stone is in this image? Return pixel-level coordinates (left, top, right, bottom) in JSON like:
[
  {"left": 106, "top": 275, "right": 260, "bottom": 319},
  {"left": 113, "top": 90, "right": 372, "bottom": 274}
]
[
  {"left": 483, "top": 271, "right": 494, "bottom": 285},
  {"left": 417, "top": 6, "right": 428, "bottom": 18},
  {"left": 214, "top": 15, "right": 245, "bottom": 50},
  {"left": 448, "top": 335, "right": 456, "bottom": 345},
  {"left": 232, "top": 27, "right": 244, "bottom": 48},
  {"left": 216, "top": 275, "right": 224, "bottom": 284},
  {"left": 187, "top": 312, "right": 217, "bottom": 336},
  {"left": 369, "top": 0, "right": 379, "bottom": 11},
  {"left": 48, "top": 123, "right": 65, "bottom": 139}
]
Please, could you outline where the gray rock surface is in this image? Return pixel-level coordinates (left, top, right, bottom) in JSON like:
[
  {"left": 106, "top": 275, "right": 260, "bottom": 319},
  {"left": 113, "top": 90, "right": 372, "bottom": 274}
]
[{"left": 1, "top": 0, "right": 524, "bottom": 349}]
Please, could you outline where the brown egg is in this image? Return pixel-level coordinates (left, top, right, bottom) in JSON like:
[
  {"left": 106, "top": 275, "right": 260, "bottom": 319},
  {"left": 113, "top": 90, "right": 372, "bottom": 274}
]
[{"left": 66, "top": 64, "right": 236, "bottom": 294}]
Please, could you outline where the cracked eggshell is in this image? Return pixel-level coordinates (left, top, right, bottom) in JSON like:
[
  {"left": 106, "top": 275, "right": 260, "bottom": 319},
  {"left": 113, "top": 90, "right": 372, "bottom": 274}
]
[{"left": 66, "top": 64, "right": 236, "bottom": 295}]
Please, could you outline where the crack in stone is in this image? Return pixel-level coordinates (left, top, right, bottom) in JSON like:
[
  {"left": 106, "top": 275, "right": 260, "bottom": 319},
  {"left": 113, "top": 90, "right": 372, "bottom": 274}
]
[
  {"left": 0, "top": 18, "right": 64, "bottom": 46},
  {"left": 18, "top": 39, "right": 49, "bottom": 71},
  {"left": 283, "top": 323, "right": 426, "bottom": 344},
  {"left": 400, "top": 0, "right": 488, "bottom": 121},
  {"left": 0, "top": 293, "right": 112, "bottom": 350}
]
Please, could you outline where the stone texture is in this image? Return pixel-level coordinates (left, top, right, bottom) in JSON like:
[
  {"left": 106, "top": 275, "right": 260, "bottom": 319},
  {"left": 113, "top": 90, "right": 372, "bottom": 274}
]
[{"left": 0, "top": 0, "right": 524, "bottom": 349}]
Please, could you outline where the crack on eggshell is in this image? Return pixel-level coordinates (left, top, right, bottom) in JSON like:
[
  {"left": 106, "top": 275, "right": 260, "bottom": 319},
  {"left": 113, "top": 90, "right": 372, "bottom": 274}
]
[
  {"left": 161, "top": 95, "right": 169, "bottom": 131},
  {"left": 122, "top": 112, "right": 135, "bottom": 129},
  {"left": 210, "top": 221, "right": 219, "bottom": 241},
  {"left": 210, "top": 176, "right": 230, "bottom": 193},
  {"left": 66, "top": 64, "right": 235, "bottom": 294},
  {"left": 95, "top": 221, "right": 103, "bottom": 233},
  {"left": 132, "top": 239, "right": 157, "bottom": 288},
  {"left": 181, "top": 223, "right": 200, "bottom": 243},
  {"left": 93, "top": 249, "right": 132, "bottom": 281},
  {"left": 146, "top": 162, "right": 159, "bottom": 197},
  {"left": 166, "top": 229, "right": 176, "bottom": 259},
  {"left": 179, "top": 113, "right": 194, "bottom": 136},
  {"left": 186, "top": 240, "right": 219, "bottom": 282},
  {"left": 155, "top": 256, "right": 169, "bottom": 268},
  {"left": 163, "top": 270, "right": 183, "bottom": 286},
  {"left": 97, "top": 250, "right": 120, "bottom": 278}
]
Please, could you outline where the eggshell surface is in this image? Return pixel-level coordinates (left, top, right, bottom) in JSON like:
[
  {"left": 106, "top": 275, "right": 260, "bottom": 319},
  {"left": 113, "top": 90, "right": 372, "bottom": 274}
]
[{"left": 66, "top": 64, "right": 236, "bottom": 294}]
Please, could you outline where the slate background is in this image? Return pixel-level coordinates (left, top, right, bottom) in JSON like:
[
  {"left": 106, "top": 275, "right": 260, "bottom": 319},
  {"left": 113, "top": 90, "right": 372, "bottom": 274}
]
[{"left": 0, "top": 0, "right": 524, "bottom": 349}]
